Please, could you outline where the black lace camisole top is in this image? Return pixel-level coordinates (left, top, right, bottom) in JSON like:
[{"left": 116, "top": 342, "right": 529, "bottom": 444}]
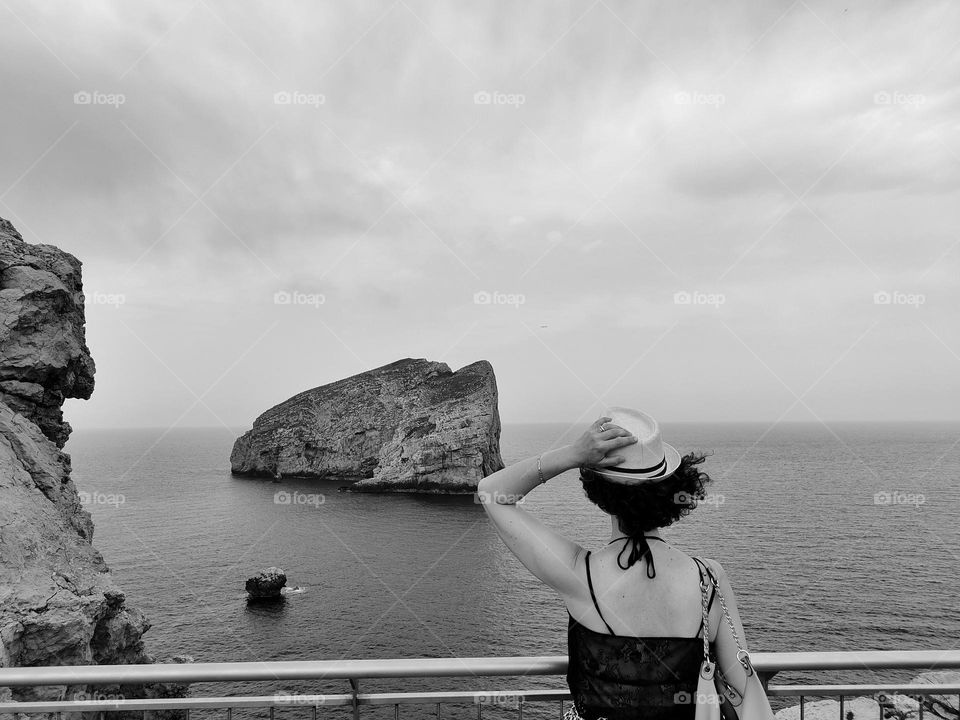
[{"left": 565, "top": 537, "right": 717, "bottom": 720}]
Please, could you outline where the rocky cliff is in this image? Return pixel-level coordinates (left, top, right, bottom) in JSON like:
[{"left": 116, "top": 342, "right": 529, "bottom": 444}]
[
  {"left": 0, "top": 219, "right": 95, "bottom": 449},
  {"left": 0, "top": 217, "right": 188, "bottom": 716},
  {"left": 230, "top": 358, "right": 504, "bottom": 492}
]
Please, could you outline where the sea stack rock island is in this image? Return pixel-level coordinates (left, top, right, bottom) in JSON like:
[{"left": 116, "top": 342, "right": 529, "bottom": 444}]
[{"left": 229, "top": 358, "right": 505, "bottom": 493}]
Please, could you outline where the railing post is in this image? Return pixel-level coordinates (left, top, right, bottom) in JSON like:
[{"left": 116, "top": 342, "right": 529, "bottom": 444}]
[
  {"left": 349, "top": 678, "right": 360, "bottom": 720},
  {"left": 758, "top": 670, "right": 776, "bottom": 694},
  {"left": 840, "top": 695, "right": 844, "bottom": 720}
]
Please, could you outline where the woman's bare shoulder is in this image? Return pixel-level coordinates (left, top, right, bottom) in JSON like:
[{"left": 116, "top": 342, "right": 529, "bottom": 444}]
[{"left": 688, "top": 555, "right": 729, "bottom": 582}]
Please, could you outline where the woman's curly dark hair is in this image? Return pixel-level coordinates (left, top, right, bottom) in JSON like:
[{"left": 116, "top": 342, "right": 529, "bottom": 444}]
[{"left": 580, "top": 451, "right": 714, "bottom": 538}]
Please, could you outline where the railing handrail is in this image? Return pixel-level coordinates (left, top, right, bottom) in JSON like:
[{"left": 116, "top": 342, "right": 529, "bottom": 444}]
[{"left": 1, "top": 651, "right": 959, "bottom": 687}]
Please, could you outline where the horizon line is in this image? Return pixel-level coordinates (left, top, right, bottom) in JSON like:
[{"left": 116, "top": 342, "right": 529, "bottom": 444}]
[{"left": 66, "top": 418, "right": 960, "bottom": 432}]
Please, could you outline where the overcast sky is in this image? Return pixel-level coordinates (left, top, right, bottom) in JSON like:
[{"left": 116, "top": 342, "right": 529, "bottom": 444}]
[{"left": 2, "top": 0, "right": 959, "bottom": 432}]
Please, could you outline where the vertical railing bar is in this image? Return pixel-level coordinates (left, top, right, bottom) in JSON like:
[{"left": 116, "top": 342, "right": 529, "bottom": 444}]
[
  {"left": 800, "top": 696, "right": 804, "bottom": 720},
  {"left": 917, "top": 694, "right": 923, "bottom": 720},
  {"left": 839, "top": 695, "right": 844, "bottom": 720},
  {"left": 227, "top": 707, "right": 233, "bottom": 720},
  {"left": 270, "top": 706, "right": 275, "bottom": 720},
  {"left": 478, "top": 698, "right": 482, "bottom": 720},
  {"left": 436, "top": 702, "right": 440, "bottom": 720},
  {"left": 395, "top": 703, "right": 400, "bottom": 720},
  {"left": 349, "top": 679, "right": 360, "bottom": 720},
  {"left": 517, "top": 696, "right": 523, "bottom": 720}
]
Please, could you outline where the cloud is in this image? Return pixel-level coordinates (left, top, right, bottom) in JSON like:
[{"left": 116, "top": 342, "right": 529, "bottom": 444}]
[{"left": 1, "top": 0, "right": 958, "bottom": 426}]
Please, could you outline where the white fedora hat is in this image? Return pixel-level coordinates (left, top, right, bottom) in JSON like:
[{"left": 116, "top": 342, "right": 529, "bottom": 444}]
[{"left": 588, "top": 407, "right": 681, "bottom": 484}]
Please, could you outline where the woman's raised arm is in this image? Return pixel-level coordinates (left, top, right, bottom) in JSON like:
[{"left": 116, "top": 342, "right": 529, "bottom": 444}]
[{"left": 476, "top": 418, "right": 636, "bottom": 596}]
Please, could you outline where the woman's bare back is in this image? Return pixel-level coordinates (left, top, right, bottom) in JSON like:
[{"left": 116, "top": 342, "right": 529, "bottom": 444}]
[{"left": 564, "top": 540, "right": 720, "bottom": 641}]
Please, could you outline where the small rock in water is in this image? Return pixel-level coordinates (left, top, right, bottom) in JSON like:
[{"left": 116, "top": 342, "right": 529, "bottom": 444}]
[{"left": 245, "top": 567, "right": 287, "bottom": 601}]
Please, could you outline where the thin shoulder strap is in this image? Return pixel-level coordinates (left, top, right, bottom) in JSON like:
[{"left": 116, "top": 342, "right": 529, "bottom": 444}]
[
  {"left": 585, "top": 551, "right": 616, "bottom": 635},
  {"left": 692, "top": 557, "right": 718, "bottom": 612},
  {"left": 691, "top": 557, "right": 718, "bottom": 638}
]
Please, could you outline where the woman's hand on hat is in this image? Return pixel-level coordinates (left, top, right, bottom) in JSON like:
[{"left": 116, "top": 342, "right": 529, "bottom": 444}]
[{"left": 569, "top": 416, "right": 638, "bottom": 468}]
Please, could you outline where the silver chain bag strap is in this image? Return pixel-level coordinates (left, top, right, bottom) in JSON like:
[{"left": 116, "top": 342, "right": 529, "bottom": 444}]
[{"left": 694, "top": 557, "right": 754, "bottom": 720}]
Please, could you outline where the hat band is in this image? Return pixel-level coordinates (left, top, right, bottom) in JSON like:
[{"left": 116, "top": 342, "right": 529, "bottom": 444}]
[{"left": 608, "top": 454, "right": 667, "bottom": 476}]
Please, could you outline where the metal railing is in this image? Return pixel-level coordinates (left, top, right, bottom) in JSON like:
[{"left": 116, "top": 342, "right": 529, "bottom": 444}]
[{"left": 1, "top": 651, "right": 958, "bottom": 719}]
